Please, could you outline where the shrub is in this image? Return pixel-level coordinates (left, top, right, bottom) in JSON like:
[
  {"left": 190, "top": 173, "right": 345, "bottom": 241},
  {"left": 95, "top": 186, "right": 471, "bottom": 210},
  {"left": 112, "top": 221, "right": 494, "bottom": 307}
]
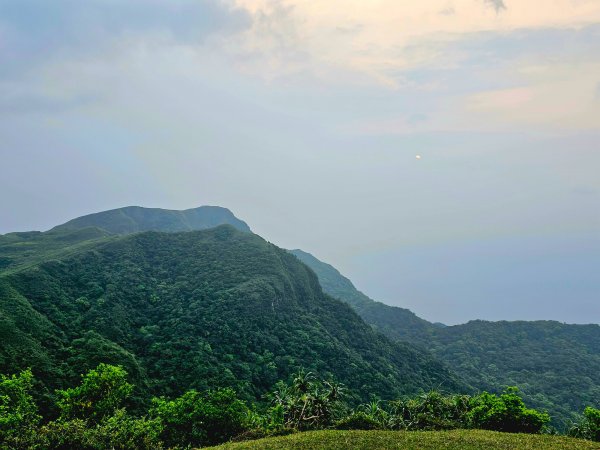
[
  {"left": 335, "top": 412, "right": 382, "bottom": 430},
  {"left": 150, "top": 388, "right": 250, "bottom": 447},
  {"left": 268, "top": 371, "right": 346, "bottom": 431},
  {"left": 0, "top": 369, "right": 41, "bottom": 448},
  {"left": 389, "top": 391, "right": 471, "bottom": 431},
  {"left": 569, "top": 407, "right": 600, "bottom": 442},
  {"left": 56, "top": 364, "right": 133, "bottom": 423},
  {"left": 467, "top": 387, "right": 550, "bottom": 434}
]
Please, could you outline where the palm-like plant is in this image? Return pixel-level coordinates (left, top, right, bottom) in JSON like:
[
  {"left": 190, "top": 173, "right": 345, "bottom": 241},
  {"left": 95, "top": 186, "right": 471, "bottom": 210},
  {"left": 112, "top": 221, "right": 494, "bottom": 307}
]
[{"left": 268, "top": 371, "right": 346, "bottom": 431}]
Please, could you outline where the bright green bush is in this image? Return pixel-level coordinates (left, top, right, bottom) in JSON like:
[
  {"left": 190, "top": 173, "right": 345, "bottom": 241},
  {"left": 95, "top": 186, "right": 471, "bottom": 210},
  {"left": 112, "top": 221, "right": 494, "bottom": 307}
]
[
  {"left": 37, "top": 411, "right": 163, "bottom": 450},
  {"left": 150, "top": 388, "right": 250, "bottom": 448},
  {"left": 56, "top": 363, "right": 133, "bottom": 423},
  {"left": 0, "top": 369, "right": 41, "bottom": 448},
  {"left": 0, "top": 366, "right": 560, "bottom": 449},
  {"left": 93, "top": 409, "right": 164, "bottom": 450},
  {"left": 467, "top": 387, "right": 550, "bottom": 434}
]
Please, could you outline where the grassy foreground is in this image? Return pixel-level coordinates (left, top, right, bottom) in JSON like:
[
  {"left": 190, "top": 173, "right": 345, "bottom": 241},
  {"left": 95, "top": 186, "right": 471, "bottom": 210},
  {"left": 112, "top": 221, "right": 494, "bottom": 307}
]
[{"left": 211, "top": 430, "right": 599, "bottom": 450}]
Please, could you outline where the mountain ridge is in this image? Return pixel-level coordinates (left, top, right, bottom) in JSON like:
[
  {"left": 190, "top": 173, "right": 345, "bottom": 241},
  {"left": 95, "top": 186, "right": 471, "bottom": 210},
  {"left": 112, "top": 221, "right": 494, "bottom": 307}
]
[
  {"left": 0, "top": 220, "right": 465, "bottom": 416},
  {"left": 50, "top": 205, "right": 252, "bottom": 235},
  {"left": 291, "top": 248, "right": 600, "bottom": 426}
]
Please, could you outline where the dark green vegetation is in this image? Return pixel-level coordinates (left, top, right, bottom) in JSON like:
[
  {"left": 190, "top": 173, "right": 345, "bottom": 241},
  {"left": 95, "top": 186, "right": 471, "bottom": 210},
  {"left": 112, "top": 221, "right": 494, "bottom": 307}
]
[
  {"left": 211, "top": 429, "right": 599, "bottom": 450},
  {"left": 290, "top": 250, "right": 433, "bottom": 343},
  {"left": 0, "top": 206, "right": 249, "bottom": 274},
  {"left": 291, "top": 249, "right": 600, "bottom": 427},
  {"left": 0, "top": 215, "right": 462, "bottom": 420},
  {"left": 266, "top": 371, "right": 550, "bottom": 435},
  {"left": 5, "top": 364, "right": 595, "bottom": 449},
  {"left": 1, "top": 206, "right": 598, "bottom": 446}
]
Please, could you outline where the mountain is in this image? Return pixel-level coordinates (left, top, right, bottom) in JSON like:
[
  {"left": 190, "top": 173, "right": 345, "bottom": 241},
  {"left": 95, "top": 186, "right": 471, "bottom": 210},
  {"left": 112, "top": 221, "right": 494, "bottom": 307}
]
[
  {"left": 50, "top": 205, "right": 252, "bottom": 234},
  {"left": 0, "top": 206, "right": 250, "bottom": 273},
  {"left": 292, "top": 249, "right": 600, "bottom": 427},
  {"left": 0, "top": 209, "right": 464, "bottom": 415},
  {"left": 290, "top": 249, "right": 433, "bottom": 344},
  {"left": 427, "top": 319, "right": 600, "bottom": 426}
]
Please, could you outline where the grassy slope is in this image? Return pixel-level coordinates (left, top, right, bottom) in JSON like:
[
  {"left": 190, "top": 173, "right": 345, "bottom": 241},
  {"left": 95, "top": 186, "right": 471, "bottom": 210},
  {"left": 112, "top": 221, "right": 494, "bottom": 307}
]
[{"left": 212, "top": 430, "right": 598, "bottom": 450}]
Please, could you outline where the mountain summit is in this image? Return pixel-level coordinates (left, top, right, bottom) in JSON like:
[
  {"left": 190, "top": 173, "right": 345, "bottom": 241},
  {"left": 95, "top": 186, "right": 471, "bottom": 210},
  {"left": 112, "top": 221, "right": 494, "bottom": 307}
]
[{"left": 50, "top": 205, "right": 251, "bottom": 235}]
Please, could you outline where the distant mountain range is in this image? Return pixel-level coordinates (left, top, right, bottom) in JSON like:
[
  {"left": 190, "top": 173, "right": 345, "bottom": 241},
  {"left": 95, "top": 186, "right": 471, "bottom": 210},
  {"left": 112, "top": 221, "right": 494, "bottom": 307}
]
[
  {"left": 290, "top": 249, "right": 600, "bottom": 426},
  {"left": 1, "top": 206, "right": 598, "bottom": 426}
]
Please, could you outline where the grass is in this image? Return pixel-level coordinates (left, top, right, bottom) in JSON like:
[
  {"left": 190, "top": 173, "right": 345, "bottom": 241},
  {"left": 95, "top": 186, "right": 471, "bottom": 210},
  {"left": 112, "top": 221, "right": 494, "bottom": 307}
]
[{"left": 210, "top": 429, "right": 599, "bottom": 450}]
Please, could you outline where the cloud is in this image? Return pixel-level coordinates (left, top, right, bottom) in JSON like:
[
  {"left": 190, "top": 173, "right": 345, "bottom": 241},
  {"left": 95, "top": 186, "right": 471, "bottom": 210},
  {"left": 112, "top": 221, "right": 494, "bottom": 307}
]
[
  {"left": 231, "top": 0, "right": 600, "bottom": 83},
  {"left": 484, "top": 0, "right": 506, "bottom": 13},
  {"left": 0, "top": 0, "right": 250, "bottom": 79}
]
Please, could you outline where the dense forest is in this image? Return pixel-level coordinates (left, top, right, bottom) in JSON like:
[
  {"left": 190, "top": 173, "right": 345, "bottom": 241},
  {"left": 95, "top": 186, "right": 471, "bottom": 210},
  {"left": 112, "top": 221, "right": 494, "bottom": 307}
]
[
  {"left": 0, "top": 217, "right": 461, "bottom": 420},
  {"left": 1, "top": 206, "right": 598, "bottom": 447},
  {"left": 291, "top": 249, "right": 600, "bottom": 427}
]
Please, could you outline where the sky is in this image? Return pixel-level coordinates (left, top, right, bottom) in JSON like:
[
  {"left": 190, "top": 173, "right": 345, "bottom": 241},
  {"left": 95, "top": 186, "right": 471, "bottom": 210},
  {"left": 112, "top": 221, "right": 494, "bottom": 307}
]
[{"left": 1, "top": 0, "right": 599, "bottom": 325}]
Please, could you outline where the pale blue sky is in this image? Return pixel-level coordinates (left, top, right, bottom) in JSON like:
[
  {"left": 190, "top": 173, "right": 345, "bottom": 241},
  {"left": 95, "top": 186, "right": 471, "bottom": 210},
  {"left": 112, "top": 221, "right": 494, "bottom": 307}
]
[{"left": 1, "top": 0, "right": 599, "bottom": 324}]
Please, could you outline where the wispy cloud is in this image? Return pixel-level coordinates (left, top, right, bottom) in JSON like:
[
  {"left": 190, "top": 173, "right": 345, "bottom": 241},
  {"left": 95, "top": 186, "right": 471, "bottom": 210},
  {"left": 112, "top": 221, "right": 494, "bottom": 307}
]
[
  {"left": 233, "top": 0, "right": 600, "bottom": 83},
  {"left": 484, "top": 0, "right": 506, "bottom": 13}
]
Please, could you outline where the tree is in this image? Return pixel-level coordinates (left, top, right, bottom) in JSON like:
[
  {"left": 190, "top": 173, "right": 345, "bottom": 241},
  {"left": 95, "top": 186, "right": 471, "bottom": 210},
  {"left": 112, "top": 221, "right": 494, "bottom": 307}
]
[
  {"left": 569, "top": 407, "right": 600, "bottom": 442},
  {"left": 0, "top": 369, "right": 40, "bottom": 447},
  {"left": 467, "top": 387, "right": 550, "bottom": 434},
  {"left": 268, "top": 371, "right": 346, "bottom": 431},
  {"left": 56, "top": 363, "right": 133, "bottom": 423},
  {"left": 150, "top": 388, "right": 250, "bottom": 447}
]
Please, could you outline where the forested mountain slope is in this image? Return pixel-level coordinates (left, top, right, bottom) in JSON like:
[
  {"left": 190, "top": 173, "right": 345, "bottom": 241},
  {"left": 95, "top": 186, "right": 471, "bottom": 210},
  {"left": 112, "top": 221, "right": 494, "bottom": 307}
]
[
  {"left": 0, "top": 224, "right": 463, "bottom": 416},
  {"left": 0, "top": 206, "right": 250, "bottom": 273},
  {"left": 290, "top": 249, "right": 434, "bottom": 344},
  {"left": 291, "top": 249, "right": 600, "bottom": 426}
]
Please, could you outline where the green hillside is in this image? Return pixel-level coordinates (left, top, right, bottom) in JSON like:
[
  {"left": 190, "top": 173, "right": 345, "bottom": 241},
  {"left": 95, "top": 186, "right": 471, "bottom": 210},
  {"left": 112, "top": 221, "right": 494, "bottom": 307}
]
[
  {"left": 0, "top": 224, "right": 463, "bottom": 415},
  {"left": 3, "top": 206, "right": 597, "bottom": 431},
  {"left": 291, "top": 249, "right": 600, "bottom": 426},
  {"left": 290, "top": 249, "right": 434, "bottom": 344},
  {"left": 211, "top": 429, "right": 598, "bottom": 450}
]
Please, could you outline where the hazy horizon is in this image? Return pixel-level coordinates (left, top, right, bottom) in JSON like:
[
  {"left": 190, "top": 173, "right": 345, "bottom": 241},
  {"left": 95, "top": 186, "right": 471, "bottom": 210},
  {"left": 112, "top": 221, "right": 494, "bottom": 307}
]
[{"left": 1, "top": 0, "right": 599, "bottom": 325}]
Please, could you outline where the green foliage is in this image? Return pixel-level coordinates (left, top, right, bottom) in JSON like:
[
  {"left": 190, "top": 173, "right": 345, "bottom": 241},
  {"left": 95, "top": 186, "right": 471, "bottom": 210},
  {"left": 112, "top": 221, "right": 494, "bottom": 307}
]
[
  {"left": 268, "top": 371, "right": 346, "bottom": 431},
  {"left": 150, "top": 388, "right": 250, "bottom": 448},
  {"left": 0, "top": 369, "right": 40, "bottom": 448},
  {"left": 390, "top": 391, "right": 471, "bottom": 431},
  {"left": 2, "top": 209, "right": 597, "bottom": 437},
  {"left": 91, "top": 409, "right": 164, "bottom": 450},
  {"left": 56, "top": 363, "right": 133, "bottom": 423},
  {"left": 0, "top": 366, "right": 588, "bottom": 449},
  {"left": 40, "top": 418, "right": 97, "bottom": 449},
  {"left": 38, "top": 412, "right": 163, "bottom": 450},
  {"left": 467, "top": 387, "right": 550, "bottom": 434},
  {"left": 1, "top": 225, "right": 461, "bottom": 416},
  {"left": 334, "top": 412, "right": 381, "bottom": 430},
  {"left": 569, "top": 407, "right": 600, "bottom": 442}
]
